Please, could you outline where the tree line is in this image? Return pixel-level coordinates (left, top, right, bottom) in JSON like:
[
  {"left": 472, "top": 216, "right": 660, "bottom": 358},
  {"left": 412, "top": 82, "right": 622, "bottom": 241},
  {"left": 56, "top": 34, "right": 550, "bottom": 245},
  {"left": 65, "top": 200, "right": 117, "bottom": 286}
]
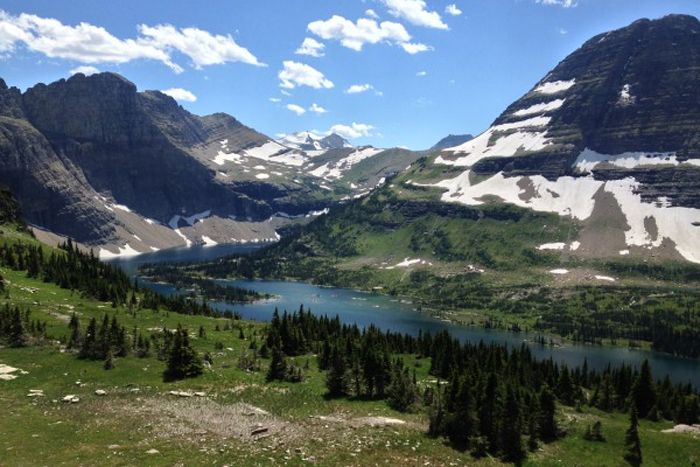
[{"left": 264, "top": 307, "right": 699, "bottom": 463}]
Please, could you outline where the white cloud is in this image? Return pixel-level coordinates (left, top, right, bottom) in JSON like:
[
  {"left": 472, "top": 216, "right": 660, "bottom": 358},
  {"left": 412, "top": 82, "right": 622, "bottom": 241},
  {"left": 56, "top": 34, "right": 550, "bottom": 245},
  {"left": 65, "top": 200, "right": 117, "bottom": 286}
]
[
  {"left": 536, "top": 0, "right": 578, "bottom": 7},
  {"left": 70, "top": 65, "right": 99, "bottom": 76},
  {"left": 308, "top": 103, "right": 327, "bottom": 114},
  {"left": 0, "top": 10, "right": 263, "bottom": 73},
  {"left": 138, "top": 24, "right": 264, "bottom": 69},
  {"left": 401, "top": 42, "right": 432, "bottom": 54},
  {"left": 280, "top": 89, "right": 292, "bottom": 96},
  {"left": 307, "top": 15, "right": 412, "bottom": 52},
  {"left": 278, "top": 60, "right": 334, "bottom": 89},
  {"left": 445, "top": 4, "right": 462, "bottom": 16},
  {"left": 559, "top": 27, "right": 568, "bottom": 35},
  {"left": 295, "top": 37, "right": 325, "bottom": 57},
  {"left": 365, "top": 9, "right": 380, "bottom": 19},
  {"left": 380, "top": 0, "right": 448, "bottom": 29},
  {"left": 286, "top": 103, "right": 306, "bottom": 115},
  {"left": 269, "top": 97, "right": 281, "bottom": 103},
  {"left": 416, "top": 70, "right": 427, "bottom": 76},
  {"left": 161, "top": 87, "right": 197, "bottom": 102},
  {"left": 329, "top": 122, "right": 375, "bottom": 139},
  {"left": 345, "top": 83, "right": 374, "bottom": 94}
]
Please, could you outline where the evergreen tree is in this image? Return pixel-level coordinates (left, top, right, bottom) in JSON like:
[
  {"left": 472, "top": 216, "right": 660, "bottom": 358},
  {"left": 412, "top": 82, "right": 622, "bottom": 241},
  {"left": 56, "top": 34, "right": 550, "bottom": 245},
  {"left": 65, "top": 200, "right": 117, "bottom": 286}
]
[
  {"left": 325, "top": 345, "right": 348, "bottom": 397},
  {"left": 386, "top": 359, "right": 418, "bottom": 412},
  {"left": 624, "top": 407, "right": 642, "bottom": 467},
  {"left": 80, "top": 317, "right": 98, "bottom": 359},
  {"left": 537, "top": 385, "right": 558, "bottom": 441},
  {"left": 163, "top": 325, "right": 203, "bottom": 381},
  {"left": 266, "top": 343, "right": 288, "bottom": 382},
  {"left": 501, "top": 386, "right": 525, "bottom": 464},
  {"left": 630, "top": 360, "right": 656, "bottom": 418},
  {"left": 444, "top": 375, "right": 478, "bottom": 450},
  {"left": 8, "top": 307, "right": 27, "bottom": 347},
  {"left": 67, "top": 313, "right": 80, "bottom": 349}
]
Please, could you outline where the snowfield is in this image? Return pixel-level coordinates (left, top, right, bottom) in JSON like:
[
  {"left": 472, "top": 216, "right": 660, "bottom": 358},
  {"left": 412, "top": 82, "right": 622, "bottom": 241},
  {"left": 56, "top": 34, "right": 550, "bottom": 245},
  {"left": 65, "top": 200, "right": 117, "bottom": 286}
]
[
  {"left": 513, "top": 99, "right": 565, "bottom": 116},
  {"left": 533, "top": 79, "right": 576, "bottom": 94},
  {"left": 425, "top": 167, "right": 700, "bottom": 263},
  {"left": 574, "top": 148, "right": 678, "bottom": 173}
]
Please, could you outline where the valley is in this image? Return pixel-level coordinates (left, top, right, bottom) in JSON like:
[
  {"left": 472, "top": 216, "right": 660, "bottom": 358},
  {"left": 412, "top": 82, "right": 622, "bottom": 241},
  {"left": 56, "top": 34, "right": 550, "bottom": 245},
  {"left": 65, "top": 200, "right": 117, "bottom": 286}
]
[{"left": 1, "top": 8, "right": 700, "bottom": 467}]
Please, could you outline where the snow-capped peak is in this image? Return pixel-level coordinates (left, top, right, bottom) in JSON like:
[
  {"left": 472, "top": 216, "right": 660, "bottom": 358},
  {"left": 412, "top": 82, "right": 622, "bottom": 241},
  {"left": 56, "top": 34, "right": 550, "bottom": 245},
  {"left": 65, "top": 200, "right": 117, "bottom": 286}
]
[{"left": 277, "top": 131, "right": 352, "bottom": 152}]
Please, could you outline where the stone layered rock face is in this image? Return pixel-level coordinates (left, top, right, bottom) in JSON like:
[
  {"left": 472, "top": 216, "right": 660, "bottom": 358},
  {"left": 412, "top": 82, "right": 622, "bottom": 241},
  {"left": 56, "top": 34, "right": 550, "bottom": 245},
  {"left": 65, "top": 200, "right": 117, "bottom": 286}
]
[
  {"left": 0, "top": 72, "right": 420, "bottom": 256},
  {"left": 428, "top": 15, "right": 700, "bottom": 263}
]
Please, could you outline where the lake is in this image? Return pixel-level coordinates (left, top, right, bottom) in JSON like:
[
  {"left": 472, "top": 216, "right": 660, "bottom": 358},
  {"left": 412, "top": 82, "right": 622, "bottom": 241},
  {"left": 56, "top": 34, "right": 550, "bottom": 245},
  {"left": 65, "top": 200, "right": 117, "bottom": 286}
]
[{"left": 109, "top": 245, "right": 700, "bottom": 387}]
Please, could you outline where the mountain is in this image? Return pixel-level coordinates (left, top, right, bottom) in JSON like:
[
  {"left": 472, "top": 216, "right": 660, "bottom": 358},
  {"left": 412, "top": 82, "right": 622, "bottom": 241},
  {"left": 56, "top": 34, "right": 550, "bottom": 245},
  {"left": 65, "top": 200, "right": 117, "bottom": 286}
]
[
  {"left": 431, "top": 134, "right": 474, "bottom": 150},
  {"left": 276, "top": 131, "right": 352, "bottom": 152},
  {"left": 419, "top": 14, "right": 700, "bottom": 264},
  {"left": 0, "top": 73, "right": 420, "bottom": 256},
  {"left": 215, "top": 14, "right": 700, "bottom": 299}
]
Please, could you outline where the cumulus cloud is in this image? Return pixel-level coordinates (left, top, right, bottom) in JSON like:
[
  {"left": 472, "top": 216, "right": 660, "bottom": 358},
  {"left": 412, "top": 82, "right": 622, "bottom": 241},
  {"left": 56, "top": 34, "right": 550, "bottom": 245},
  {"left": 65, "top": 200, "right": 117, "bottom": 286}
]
[
  {"left": 295, "top": 37, "right": 325, "bottom": 57},
  {"left": 286, "top": 103, "right": 306, "bottom": 115},
  {"left": 161, "top": 87, "right": 197, "bottom": 102},
  {"left": 416, "top": 70, "right": 427, "bottom": 76},
  {"left": 445, "top": 4, "right": 462, "bottom": 16},
  {"left": 365, "top": 9, "right": 380, "bottom": 19},
  {"left": 401, "top": 42, "right": 433, "bottom": 54},
  {"left": 308, "top": 103, "right": 327, "bottom": 114},
  {"left": 380, "top": 0, "right": 448, "bottom": 30},
  {"left": 536, "top": 0, "right": 577, "bottom": 7},
  {"left": 329, "top": 122, "right": 375, "bottom": 139},
  {"left": 138, "top": 24, "right": 264, "bottom": 69},
  {"left": 278, "top": 60, "right": 334, "bottom": 89},
  {"left": 307, "top": 15, "right": 431, "bottom": 54},
  {"left": 269, "top": 97, "right": 281, "bottom": 103},
  {"left": 345, "top": 83, "right": 374, "bottom": 94},
  {"left": 70, "top": 65, "right": 99, "bottom": 76},
  {"left": 0, "top": 10, "right": 263, "bottom": 73}
]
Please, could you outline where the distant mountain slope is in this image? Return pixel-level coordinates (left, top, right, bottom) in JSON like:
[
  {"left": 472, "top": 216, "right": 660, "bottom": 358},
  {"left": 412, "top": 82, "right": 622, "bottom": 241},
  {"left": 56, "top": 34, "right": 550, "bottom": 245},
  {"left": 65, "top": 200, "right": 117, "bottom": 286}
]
[
  {"left": 431, "top": 134, "right": 473, "bottom": 150},
  {"left": 418, "top": 14, "right": 700, "bottom": 264},
  {"left": 0, "top": 73, "right": 420, "bottom": 256}
]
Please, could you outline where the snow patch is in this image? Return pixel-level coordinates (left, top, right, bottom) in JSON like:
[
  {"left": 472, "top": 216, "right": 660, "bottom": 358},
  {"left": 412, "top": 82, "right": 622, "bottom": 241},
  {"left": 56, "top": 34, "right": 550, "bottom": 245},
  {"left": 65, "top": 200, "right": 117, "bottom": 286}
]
[
  {"left": 256, "top": 173, "right": 270, "bottom": 180},
  {"left": 98, "top": 244, "right": 142, "bottom": 259},
  {"left": 513, "top": 99, "right": 564, "bottom": 117},
  {"left": 537, "top": 242, "right": 566, "bottom": 251},
  {"left": 618, "top": 84, "right": 635, "bottom": 106},
  {"left": 201, "top": 236, "right": 218, "bottom": 247},
  {"left": 533, "top": 79, "right": 575, "bottom": 94},
  {"left": 549, "top": 269, "right": 569, "bottom": 275},
  {"left": 574, "top": 148, "right": 678, "bottom": 174}
]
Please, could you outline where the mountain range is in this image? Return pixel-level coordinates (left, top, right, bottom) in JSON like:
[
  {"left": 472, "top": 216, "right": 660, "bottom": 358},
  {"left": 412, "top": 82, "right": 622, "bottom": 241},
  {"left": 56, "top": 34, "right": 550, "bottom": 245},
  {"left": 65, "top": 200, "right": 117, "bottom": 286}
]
[
  {"left": 0, "top": 73, "right": 421, "bottom": 256},
  {"left": 1, "top": 14, "right": 699, "bottom": 268}
]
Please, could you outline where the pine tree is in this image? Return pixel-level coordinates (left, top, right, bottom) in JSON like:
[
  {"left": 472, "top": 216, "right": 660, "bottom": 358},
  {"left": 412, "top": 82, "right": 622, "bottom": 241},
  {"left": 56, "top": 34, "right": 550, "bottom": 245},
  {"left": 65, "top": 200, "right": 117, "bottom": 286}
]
[
  {"left": 630, "top": 359, "right": 656, "bottom": 418},
  {"left": 537, "top": 384, "right": 558, "bottom": 441},
  {"left": 163, "top": 325, "right": 203, "bottom": 381},
  {"left": 80, "top": 317, "right": 98, "bottom": 359},
  {"left": 501, "top": 386, "right": 525, "bottom": 463},
  {"left": 67, "top": 313, "right": 80, "bottom": 349},
  {"left": 8, "top": 307, "right": 27, "bottom": 347},
  {"left": 266, "top": 343, "right": 288, "bottom": 382},
  {"left": 325, "top": 346, "right": 348, "bottom": 397},
  {"left": 624, "top": 407, "right": 642, "bottom": 467},
  {"left": 386, "top": 359, "right": 417, "bottom": 412},
  {"left": 445, "top": 375, "right": 477, "bottom": 450}
]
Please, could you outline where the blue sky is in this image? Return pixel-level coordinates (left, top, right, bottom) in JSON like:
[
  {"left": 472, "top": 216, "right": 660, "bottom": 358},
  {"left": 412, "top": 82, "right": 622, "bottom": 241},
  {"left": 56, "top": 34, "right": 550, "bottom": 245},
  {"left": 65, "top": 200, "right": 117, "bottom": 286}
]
[{"left": 1, "top": 0, "right": 699, "bottom": 149}]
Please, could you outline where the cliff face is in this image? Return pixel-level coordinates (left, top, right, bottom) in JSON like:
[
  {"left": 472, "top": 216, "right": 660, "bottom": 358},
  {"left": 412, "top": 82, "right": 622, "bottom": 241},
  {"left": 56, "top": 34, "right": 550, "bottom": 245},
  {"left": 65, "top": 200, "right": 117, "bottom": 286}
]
[
  {"left": 459, "top": 14, "right": 700, "bottom": 201},
  {"left": 0, "top": 72, "right": 422, "bottom": 256},
  {"left": 427, "top": 15, "right": 700, "bottom": 263}
]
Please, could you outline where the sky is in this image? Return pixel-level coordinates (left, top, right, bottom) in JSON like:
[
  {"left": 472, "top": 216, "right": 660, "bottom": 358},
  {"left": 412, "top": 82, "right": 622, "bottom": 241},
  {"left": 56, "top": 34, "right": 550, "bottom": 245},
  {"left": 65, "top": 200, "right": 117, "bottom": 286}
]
[{"left": 1, "top": 0, "right": 699, "bottom": 149}]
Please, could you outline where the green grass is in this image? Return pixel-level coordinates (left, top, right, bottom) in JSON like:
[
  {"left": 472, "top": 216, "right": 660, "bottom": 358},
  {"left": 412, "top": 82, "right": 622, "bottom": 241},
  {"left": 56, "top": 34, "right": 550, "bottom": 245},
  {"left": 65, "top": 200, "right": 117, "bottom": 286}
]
[{"left": 1, "top": 265, "right": 699, "bottom": 465}]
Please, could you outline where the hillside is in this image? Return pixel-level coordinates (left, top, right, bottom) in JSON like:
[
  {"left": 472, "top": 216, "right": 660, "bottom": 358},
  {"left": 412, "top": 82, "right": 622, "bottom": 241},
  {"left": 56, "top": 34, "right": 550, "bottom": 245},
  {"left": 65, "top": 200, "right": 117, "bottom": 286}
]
[
  {"left": 0, "top": 186, "right": 699, "bottom": 466},
  {"left": 183, "top": 15, "right": 700, "bottom": 355},
  {"left": 0, "top": 73, "right": 421, "bottom": 257}
]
